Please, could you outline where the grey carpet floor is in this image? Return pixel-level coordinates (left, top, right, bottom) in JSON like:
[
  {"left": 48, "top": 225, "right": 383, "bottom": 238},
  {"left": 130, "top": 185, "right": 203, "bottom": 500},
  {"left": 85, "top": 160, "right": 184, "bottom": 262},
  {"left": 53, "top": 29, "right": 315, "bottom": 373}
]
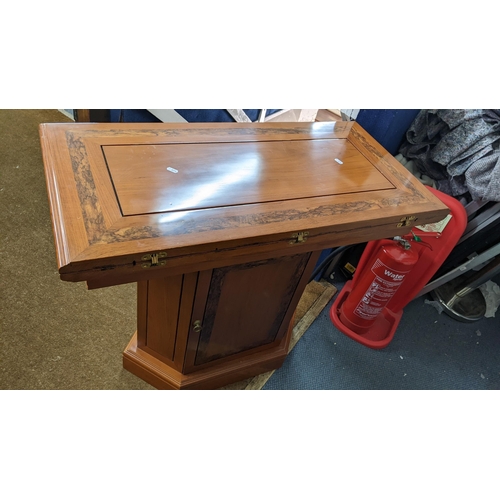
[{"left": 263, "top": 289, "right": 500, "bottom": 390}]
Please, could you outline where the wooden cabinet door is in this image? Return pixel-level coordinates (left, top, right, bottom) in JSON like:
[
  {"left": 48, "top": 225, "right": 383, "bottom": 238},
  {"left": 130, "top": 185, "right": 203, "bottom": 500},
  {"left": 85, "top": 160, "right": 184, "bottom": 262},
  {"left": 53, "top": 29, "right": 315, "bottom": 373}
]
[{"left": 183, "top": 252, "right": 315, "bottom": 372}]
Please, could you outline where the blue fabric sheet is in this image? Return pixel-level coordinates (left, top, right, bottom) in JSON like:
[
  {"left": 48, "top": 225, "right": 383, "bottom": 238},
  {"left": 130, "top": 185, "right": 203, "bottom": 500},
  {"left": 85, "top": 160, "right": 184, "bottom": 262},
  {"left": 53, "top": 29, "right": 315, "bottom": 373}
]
[
  {"left": 109, "top": 109, "right": 282, "bottom": 123},
  {"left": 356, "top": 109, "right": 420, "bottom": 155}
]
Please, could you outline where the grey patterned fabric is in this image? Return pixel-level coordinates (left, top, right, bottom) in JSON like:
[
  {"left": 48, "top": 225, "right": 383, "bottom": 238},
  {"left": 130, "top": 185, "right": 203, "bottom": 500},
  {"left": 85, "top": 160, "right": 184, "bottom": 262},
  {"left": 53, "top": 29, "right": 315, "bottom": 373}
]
[
  {"left": 399, "top": 109, "right": 500, "bottom": 201},
  {"left": 465, "top": 150, "right": 500, "bottom": 201}
]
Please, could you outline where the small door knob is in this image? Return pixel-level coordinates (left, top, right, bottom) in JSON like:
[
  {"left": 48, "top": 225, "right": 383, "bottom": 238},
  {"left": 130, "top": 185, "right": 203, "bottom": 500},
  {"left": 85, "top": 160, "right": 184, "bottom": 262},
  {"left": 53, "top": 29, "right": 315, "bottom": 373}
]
[{"left": 193, "top": 320, "right": 202, "bottom": 333}]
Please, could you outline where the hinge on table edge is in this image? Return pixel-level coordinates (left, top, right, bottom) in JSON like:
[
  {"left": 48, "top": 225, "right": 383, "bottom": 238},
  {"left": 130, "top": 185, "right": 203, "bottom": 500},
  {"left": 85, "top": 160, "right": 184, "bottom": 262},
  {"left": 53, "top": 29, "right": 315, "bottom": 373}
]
[
  {"left": 141, "top": 252, "right": 167, "bottom": 268},
  {"left": 396, "top": 216, "right": 418, "bottom": 228},
  {"left": 289, "top": 231, "right": 309, "bottom": 244}
]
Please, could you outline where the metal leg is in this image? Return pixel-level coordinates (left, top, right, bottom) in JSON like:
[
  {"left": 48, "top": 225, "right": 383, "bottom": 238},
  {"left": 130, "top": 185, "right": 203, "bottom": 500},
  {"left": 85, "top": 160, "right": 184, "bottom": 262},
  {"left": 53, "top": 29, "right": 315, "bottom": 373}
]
[
  {"left": 429, "top": 254, "right": 500, "bottom": 322},
  {"left": 418, "top": 240, "right": 500, "bottom": 297}
]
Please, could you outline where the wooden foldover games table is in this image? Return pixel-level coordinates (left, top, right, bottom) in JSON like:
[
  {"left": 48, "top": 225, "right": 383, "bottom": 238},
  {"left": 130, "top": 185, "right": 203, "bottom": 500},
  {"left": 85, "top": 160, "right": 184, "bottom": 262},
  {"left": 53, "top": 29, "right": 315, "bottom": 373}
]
[{"left": 39, "top": 121, "right": 448, "bottom": 389}]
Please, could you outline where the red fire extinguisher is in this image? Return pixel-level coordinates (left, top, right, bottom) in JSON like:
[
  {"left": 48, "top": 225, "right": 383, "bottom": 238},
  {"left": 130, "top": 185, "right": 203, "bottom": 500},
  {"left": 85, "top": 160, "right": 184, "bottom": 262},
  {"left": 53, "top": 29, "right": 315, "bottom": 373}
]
[{"left": 338, "top": 237, "right": 419, "bottom": 335}]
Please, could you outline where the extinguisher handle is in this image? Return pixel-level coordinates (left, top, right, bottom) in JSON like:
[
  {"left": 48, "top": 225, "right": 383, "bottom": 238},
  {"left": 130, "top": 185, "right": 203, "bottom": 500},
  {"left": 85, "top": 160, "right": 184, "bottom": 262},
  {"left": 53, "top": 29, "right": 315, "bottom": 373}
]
[
  {"left": 409, "top": 230, "right": 442, "bottom": 239},
  {"left": 414, "top": 240, "right": 433, "bottom": 251},
  {"left": 403, "top": 232, "right": 434, "bottom": 251}
]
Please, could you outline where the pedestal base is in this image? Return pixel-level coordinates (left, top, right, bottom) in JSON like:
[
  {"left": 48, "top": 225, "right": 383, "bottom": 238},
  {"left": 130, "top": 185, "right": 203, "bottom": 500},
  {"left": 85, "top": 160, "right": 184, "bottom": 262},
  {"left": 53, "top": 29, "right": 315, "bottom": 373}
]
[
  {"left": 123, "top": 252, "right": 316, "bottom": 390},
  {"left": 123, "top": 331, "right": 289, "bottom": 390}
]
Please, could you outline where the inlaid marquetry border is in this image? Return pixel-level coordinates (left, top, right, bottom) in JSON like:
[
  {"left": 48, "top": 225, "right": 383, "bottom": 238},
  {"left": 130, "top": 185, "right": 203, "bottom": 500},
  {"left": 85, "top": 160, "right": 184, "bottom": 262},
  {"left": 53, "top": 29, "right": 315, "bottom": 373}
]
[
  {"left": 349, "top": 123, "right": 423, "bottom": 200},
  {"left": 64, "top": 123, "right": 427, "bottom": 247}
]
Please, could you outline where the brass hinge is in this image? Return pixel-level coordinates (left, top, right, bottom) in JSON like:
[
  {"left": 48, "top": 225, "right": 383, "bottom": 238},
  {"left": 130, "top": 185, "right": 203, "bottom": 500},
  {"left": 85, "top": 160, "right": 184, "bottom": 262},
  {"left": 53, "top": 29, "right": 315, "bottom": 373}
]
[
  {"left": 289, "top": 231, "right": 309, "bottom": 245},
  {"left": 141, "top": 252, "right": 167, "bottom": 268},
  {"left": 397, "top": 216, "right": 417, "bottom": 228}
]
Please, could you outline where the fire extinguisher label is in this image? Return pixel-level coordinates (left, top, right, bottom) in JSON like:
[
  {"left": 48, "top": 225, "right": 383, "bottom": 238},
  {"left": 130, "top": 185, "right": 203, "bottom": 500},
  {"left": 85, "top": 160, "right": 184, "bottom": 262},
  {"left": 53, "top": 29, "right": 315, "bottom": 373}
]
[{"left": 353, "top": 259, "right": 410, "bottom": 320}]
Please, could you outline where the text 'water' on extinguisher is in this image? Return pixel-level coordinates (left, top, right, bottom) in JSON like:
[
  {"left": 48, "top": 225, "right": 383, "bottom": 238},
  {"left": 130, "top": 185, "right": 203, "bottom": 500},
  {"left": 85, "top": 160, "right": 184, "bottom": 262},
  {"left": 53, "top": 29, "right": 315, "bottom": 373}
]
[{"left": 338, "top": 236, "right": 421, "bottom": 335}]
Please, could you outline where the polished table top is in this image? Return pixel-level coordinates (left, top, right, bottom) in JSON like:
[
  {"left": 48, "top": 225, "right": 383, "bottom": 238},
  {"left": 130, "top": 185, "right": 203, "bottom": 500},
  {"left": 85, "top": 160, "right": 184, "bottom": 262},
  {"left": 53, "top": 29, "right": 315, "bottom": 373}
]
[
  {"left": 39, "top": 121, "right": 448, "bottom": 288},
  {"left": 102, "top": 139, "right": 393, "bottom": 215}
]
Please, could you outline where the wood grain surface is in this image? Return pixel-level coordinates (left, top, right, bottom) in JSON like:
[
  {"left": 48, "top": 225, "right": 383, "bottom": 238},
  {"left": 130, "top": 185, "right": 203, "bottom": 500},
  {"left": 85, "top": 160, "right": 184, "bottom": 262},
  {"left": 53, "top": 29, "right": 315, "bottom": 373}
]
[
  {"left": 40, "top": 121, "right": 449, "bottom": 286},
  {"left": 102, "top": 140, "right": 393, "bottom": 215}
]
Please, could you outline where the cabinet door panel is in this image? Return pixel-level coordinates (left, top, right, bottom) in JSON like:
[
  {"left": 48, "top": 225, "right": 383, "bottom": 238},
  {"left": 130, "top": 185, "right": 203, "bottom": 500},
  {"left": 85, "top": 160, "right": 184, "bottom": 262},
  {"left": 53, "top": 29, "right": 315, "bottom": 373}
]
[{"left": 193, "top": 253, "right": 311, "bottom": 366}]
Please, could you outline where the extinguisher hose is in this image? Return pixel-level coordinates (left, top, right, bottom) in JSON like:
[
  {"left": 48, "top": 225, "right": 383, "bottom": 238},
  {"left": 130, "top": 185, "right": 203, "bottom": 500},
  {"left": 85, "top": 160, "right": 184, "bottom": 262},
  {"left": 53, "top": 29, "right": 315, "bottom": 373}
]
[{"left": 309, "top": 245, "right": 355, "bottom": 283}]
